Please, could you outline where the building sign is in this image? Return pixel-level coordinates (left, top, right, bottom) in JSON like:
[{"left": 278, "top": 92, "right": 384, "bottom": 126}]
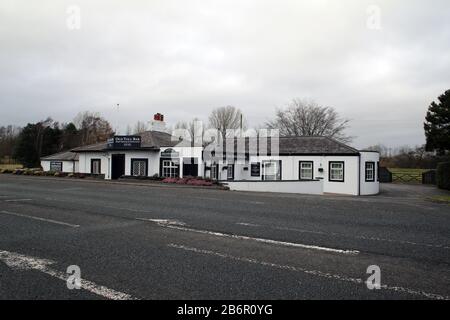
[
  {"left": 107, "top": 136, "right": 141, "bottom": 149},
  {"left": 251, "top": 162, "right": 260, "bottom": 176},
  {"left": 161, "top": 148, "right": 180, "bottom": 159},
  {"left": 50, "top": 161, "right": 63, "bottom": 172}
]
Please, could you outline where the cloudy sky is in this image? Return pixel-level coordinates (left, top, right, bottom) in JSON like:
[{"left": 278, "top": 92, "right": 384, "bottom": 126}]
[{"left": 1, "top": 0, "right": 449, "bottom": 148}]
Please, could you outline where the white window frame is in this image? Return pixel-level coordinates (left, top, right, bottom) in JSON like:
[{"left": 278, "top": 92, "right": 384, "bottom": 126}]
[
  {"left": 162, "top": 160, "right": 178, "bottom": 178},
  {"left": 329, "top": 161, "right": 344, "bottom": 182},
  {"left": 227, "top": 164, "right": 234, "bottom": 180},
  {"left": 132, "top": 159, "right": 147, "bottom": 177},
  {"left": 299, "top": 161, "right": 314, "bottom": 180},
  {"left": 91, "top": 159, "right": 101, "bottom": 175},
  {"left": 262, "top": 160, "right": 281, "bottom": 181},
  {"left": 365, "top": 162, "right": 375, "bottom": 182}
]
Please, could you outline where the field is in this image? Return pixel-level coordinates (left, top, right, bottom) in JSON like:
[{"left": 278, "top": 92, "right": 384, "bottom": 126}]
[
  {"left": 389, "top": 168, "right": 428, "bottom": 184},
  {"left": 0, "top": 164, "right": 23, "bottom": 170}
]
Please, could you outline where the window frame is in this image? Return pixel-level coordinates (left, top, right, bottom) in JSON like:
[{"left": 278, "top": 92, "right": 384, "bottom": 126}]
[
  {"left": 90, "top": 159, "right": 101, "bottom": 175},
  {"left": 365, "top": 161, "right": 375, "bottom": 182},
  {"left": 262, "top": 160, "right": 282, "bottom": 181},
  {"left": 328, "top": 161, "right": 345, "bottom": 182},
  {"left": 299, "top": 161, "right": 314, "bottom": 181},
  {"left": 227, "top": 164, "right": 234, "bottom": 180},
  {"left": 211, "top": 164, "right": 218, "bottom": 180},
  {"left": 131, "top": 158, "right": 148, "bottom": 177},
  {"left": 161, "top": 159, "right": 179, "bottom": 178}
]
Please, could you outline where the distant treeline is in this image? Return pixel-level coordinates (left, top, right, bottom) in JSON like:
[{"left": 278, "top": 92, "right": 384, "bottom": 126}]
[
  {"left": 0, "top": 111, "right": 114, "bottom": 168},
  {"left": 367, "top": 144, "right": 449, "bottom": 169}
]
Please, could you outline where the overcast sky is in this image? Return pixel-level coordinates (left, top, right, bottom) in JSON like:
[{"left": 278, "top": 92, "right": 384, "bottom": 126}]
[{"left": 1, "top": 0, "right": 449, "bottom": 148}]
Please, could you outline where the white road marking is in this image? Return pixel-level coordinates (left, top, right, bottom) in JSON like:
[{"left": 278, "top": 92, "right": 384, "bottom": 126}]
[
  {"left": 274, "top": 226, "right": 450, "bottom": 250},
  {"left": 0, "top": 210, "right": 80, "bottom": 228},
  {"left": 4, "top": 198, "right": 32, "bottom": 202},
  {"left": 140, "top": 219, "right": 359, "bottom": 255},
  {"left": 0, "top": 249, "right": 137, "bottom": 300},
  {"left": 136, "top": 218, "right": 186, "bottom": 226},
  {"left": 236, "top": 222, "right": 261, "bottom": 227},
  {"left": 168, "top": 243, "right": 450, "bottom": 300}
]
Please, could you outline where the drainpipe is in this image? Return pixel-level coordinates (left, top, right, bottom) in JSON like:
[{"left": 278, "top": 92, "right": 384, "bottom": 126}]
[{"left": 357, "top": 153, "right": 361, "bottom": 196}]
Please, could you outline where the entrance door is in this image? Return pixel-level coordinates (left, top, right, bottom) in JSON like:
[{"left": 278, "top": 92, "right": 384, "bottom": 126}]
[
  {"left": 182, "top": 158, "right": 198, "bottom": 177},
  {"left": 111, "top": 154, "right": 125, "bottom": 179}
]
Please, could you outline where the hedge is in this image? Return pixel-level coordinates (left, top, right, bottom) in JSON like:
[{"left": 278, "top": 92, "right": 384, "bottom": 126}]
[{"left": 436, "top": 162, "right": 450, "bottom": 190}]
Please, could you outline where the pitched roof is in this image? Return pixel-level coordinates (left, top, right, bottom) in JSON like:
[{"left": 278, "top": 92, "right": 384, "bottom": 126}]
[
  {"left": 41, "top": 150, "right": 79, "bottom": 161},
  {"left": 212, "top": 136, "right": 360, "bottom": 156},
  {"left": 71, "top": 130, "right": 181, "bottom": 152}
]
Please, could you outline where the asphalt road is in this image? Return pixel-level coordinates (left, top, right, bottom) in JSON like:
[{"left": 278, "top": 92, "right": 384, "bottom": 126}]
[{"left": 0, "top": 174, "right": 449, "bottom": 300}]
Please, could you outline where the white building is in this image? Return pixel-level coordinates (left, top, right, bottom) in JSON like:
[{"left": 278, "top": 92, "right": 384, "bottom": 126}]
[
  {"left": 40, "top": 151, "right": 79, "bottom": 173},
  {"left": 41, "top": 114, "right": 203, "bottom": 180},
  {"left": 40, "top": 114, "right": 379, "bottom": 196},
  {"left": 203, "top": 136, "right": 380, "bottom": 196}
]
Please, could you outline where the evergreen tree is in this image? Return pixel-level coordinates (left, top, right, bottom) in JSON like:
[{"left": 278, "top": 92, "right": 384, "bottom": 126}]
[{"left": 424, "top": 90, "right": 450, "bottom": 154}]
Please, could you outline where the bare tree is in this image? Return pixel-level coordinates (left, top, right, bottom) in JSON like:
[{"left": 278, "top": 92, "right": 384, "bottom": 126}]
[
  {"left": 74, "top": 111, "right": 114, "bottom": 145},
  {"left": 133, "top": 121, "right": 147, "bottom": 134},
  {"left": 208, "top": 106, "right": 246, "bottom": 140},
  {"left": 266, "top": 99, "right": 353, "bottom": 143},
  {"left": 174, "top": 118, "right": 204, "bottom": 141}
]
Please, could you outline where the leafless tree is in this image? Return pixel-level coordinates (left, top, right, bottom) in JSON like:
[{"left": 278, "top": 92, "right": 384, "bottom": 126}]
[
  {"left": 74, "top": 111, "right": 114, "bottom": 145},
  {"left": 133, "top": 121, "right": 147, "bottom": 134},
  {"left": 174, "top": 118, "right": 204, "bottom": 141},
  {"left": 266, "top": 99, "right": 353, "bottom": 143},
  {"left": 208, "top": 106, "right": 246, "bottom": 140}
]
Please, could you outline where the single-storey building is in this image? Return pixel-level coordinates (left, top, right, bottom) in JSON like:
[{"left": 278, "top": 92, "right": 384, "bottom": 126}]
[
  {"left": 203, "top": 136, "right": 379, "bottom": 196},
  {"left": 40, "top": 150, "right": 79, "bottom": 173},
  {"left": 67, "top": 115, "right": 202, "bottom": 180},
  {"left": 40, "top": 114, "right": 379, "bottom": 196}
]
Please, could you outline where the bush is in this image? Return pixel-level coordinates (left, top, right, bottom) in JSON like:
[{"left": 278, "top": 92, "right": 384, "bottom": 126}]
[{"left": 436, "top": 162, "right": 450, "bottom": 190}]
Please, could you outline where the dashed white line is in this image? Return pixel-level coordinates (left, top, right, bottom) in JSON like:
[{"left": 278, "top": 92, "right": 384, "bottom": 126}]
[
  {"left": 274, "top": 226, "right": 450, "bottom": 250},
  {"left": 140, "top": 219, "right": 359, "bottom": 255},
  {"left": 0, "top": 249, "right": 137, "bottom": 300},
  {"left": 236, "top": 222, "right": 261, "bottom": 227},
  {"left": 4, "top": 198, "right": 32, "bottom": 202},
  {"left": 0, "top": 210, "right": 80, "bottom": 228},
  {"left": 168, "top": 243, "right": 450, "bottom": 300}
]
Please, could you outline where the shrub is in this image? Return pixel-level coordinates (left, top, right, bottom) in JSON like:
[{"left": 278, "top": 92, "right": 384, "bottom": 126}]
[{"left": 436, "top": 162, "right": 450, "bottom": 190}]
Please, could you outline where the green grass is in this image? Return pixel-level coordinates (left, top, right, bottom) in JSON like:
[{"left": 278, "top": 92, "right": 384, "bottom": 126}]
[
  {"left": 430, "top": 195, "right": 450, "bottom": 203},
  {"left": 0, "top": 164, "right": 23, "bottom": 170}
]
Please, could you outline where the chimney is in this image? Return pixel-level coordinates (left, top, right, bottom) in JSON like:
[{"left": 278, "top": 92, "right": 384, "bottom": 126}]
[{"left": 148, "top": 113, "right": 167, "bottom": 132}]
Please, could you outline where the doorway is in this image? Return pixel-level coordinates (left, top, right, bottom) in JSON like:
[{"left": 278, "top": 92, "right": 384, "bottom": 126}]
[
  {"left": 111, "top": 154, "right": 125, "bottom": 179},
  {"left": 182, "top": 158, "right": 198, "bottom": 177}
]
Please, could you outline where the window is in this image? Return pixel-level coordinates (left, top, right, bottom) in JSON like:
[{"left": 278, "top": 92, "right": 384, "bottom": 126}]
[
  {"left": 227, "top": 164, "right": 234, "bottom": 180},
  {"left": 329, "top": 161, "right": 344, "bottom": 182},
  {"left": 162, "top": 160, "right": 179, "bottom": 178},
  {"left": 262, "top": 160, "right": 282, "bottom": 181},
  {"left": 50, "top": 161, "right": 62, "bottom": 172},
  {"left": 377, "top": 161, "right": 380, "bottom": 182},
  {"left": 365, "top": 162, "right": 375, "bottom": 182},
  {"left": 131, "top": 159, "right": 147, "bottom": 177},
  {"left": 91, "top": 159, "right": 101, "bottom": 175},
  {"left": 211, "top": 164, "right": 218, "bottom": 180},
  {"left": 299, "top": 161, "right": 314, "bottom": 180}
]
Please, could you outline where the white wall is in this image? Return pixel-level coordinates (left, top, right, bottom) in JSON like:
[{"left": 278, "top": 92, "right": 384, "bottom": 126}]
[
  {"left": 78, "top": 153, "right": 109, "bottom": 177},
  {"left": 207, "top": 154, "right": 362, "bottom": 195},
  {"left": 359, "top": 151, "right": 380, "bottom": 195},
  {"left": 41, "top": 160, "right": 77, "bottom": 173},
  {"left": 225, "top": 180, "right": 323, "bottom": 195},
  {"left": 161, "top": 146, "right": 204, "bottom": 177}
]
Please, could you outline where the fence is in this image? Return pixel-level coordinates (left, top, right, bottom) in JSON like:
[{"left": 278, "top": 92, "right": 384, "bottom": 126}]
[{"left": 380, "top": 167, "right": 437, "bottom": 185}]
